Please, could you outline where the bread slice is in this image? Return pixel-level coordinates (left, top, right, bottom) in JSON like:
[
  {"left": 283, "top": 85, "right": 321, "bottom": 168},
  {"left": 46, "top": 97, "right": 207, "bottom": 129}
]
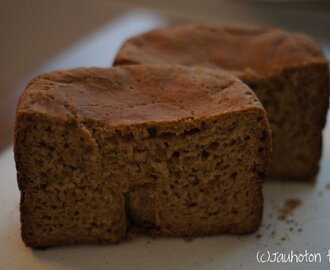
[
  {"left": 114, "top": 25, "right": 330, "bottom": 180},
  {"left": 15, "top": 65, "right": 271, "bottom": 248}
]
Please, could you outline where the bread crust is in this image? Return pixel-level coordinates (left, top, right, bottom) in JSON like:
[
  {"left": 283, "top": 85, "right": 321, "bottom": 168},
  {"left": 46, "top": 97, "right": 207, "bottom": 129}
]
[{"left": 114, "top": 25, "right": 327, "bottom": 76}]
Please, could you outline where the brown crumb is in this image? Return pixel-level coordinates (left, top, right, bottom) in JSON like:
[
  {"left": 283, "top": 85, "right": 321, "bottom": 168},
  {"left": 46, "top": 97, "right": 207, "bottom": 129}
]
[
  {"left": 281, "top": 237, "right": 286, "bottom": 241},
  {"left": 278, "top": 199, "right": 302, "bottom": 220},
  {"left": 256, "top": 234, "right": 262, "bottom": 239},
  {"left": 298, "top": 228, "right": 303, "bottom": 232},
  {"left": 185, "top": 237, "right": 195, "bottom": 243},
  {"left": 286, "top": 219, "right": 292, "bottom": 224}
]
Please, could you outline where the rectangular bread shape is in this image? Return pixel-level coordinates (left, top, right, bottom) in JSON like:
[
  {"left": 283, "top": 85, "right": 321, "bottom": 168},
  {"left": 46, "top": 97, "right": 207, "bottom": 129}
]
[{"left": 14, "top": 65, "right": 271, "bottom": 248}]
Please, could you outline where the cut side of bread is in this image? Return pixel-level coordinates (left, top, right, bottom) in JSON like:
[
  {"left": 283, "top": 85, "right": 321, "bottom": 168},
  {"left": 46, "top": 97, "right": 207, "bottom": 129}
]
[
  {"left": 15, "top": 65, "right": 271, "bottom": 248},
  {"left": 114, "top": 25, "right": 330, "bottom": 180}
]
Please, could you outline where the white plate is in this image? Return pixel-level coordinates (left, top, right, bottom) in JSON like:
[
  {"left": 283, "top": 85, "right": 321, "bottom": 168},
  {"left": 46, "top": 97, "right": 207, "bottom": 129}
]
[{"left": 1, "top": 9, "right": 330, "bottom": 270}]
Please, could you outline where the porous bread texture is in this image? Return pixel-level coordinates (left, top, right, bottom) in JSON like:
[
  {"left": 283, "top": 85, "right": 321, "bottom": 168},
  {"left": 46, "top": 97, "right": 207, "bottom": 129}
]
[
  {"left": 114, "top": 25, "right": 330, "bottom": 180},
  {"left": 15, "top": 65, "right": 271, "bottom": 248}
]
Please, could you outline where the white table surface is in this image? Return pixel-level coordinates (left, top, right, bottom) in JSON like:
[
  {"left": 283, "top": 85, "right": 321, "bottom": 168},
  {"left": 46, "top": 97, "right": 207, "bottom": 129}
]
[{"left": 1, "top": 9, "right": 330, "bottom": 270}]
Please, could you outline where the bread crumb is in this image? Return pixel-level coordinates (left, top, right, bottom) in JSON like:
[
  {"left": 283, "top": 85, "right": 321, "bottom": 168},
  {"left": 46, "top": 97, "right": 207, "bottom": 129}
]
[
  {"left": 185, "top": 237, "right": 195, "bottom": 243},
  {"left": 278, "top": 199, "right": 302, "bottom": 220}
]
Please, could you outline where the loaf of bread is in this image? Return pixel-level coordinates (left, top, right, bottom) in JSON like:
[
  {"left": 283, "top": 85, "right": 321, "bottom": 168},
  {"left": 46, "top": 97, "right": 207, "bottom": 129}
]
[
  {"left": 114, "top": 25, "right": 330, "bottom": 180},
  {"left": 15, "top": 65, "right": 271, "bottom": 248}
]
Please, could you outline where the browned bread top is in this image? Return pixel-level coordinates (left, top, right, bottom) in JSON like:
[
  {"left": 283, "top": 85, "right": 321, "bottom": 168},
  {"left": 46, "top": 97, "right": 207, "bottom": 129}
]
[
  {"left": 114, "top": 25, "right": 327, "bottom": 76},
  {"left": 18, "top": 65, "right": 263, "bottom": 126}
]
